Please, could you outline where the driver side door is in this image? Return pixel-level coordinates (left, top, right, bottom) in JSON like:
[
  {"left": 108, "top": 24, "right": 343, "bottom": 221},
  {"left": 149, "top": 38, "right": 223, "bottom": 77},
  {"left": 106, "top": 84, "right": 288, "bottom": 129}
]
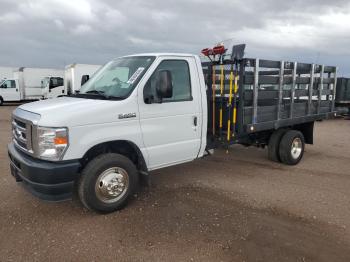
[
  {"left": 137, "top": 57, "right": 202, "bottom": 170},
  {"left": 0, "top": 80, "right": 20, "bottom": 101}
]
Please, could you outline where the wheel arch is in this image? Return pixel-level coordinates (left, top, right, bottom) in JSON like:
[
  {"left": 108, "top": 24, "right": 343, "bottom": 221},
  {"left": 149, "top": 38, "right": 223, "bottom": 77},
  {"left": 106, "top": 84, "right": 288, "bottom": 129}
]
[
  {"left": 292, "top": 122, "right": 314, "bottom": 144},
  {"left": 80, "top": 140, "right": 148, "bottom": 173}
]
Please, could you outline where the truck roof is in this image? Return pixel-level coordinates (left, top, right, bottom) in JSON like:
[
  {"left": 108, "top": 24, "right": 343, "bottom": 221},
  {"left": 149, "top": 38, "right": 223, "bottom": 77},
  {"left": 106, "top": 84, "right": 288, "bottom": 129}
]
[
  {"left": 65, "top": 64, "right": 102, "bottom": 69},
  {"left": 122, "top": 53, "right": 197, "bottom": 58}
]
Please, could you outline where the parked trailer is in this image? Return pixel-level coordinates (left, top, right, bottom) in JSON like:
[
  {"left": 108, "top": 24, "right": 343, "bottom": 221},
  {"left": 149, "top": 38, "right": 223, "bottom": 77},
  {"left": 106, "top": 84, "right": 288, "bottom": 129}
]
[
  {"left": 0, "top": 67, "right": 16, "bottom": 81},
  {"left": 64, "top": 64, "right": 101, "bottom": 94},
  {"left": 8, "top": 46, "right": 337, "bottom": 213},
  {"left": 335, "top": 77, "right": 350, "bottom": 115},
  {"left": 0, "top": 67, "right": 64, "bottom": 105}
]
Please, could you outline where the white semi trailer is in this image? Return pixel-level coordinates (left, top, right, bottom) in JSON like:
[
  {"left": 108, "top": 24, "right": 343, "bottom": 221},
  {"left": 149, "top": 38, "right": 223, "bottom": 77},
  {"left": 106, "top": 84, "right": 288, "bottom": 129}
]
[
  {"left": 64, "top": 64, "right": 101, "bottom": 94},
  {"left": 0, "top": 67, "right": 64, "bottom": 105}
]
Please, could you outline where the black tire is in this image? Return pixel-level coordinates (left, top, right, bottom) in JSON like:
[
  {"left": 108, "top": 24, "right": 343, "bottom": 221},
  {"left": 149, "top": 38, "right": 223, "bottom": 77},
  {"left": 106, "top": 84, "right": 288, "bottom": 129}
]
[
  {"left": 78, "top": 153, "right": 138, "bottom": 213},
  {"left": 279, "top": 130, "right": 305, "bottom": 165},
  {"left": 0, "top": 97, "right": 3, "bottom": 106},
  {"left": 268, "top": 129, "right": 287, "bottom": 162}
]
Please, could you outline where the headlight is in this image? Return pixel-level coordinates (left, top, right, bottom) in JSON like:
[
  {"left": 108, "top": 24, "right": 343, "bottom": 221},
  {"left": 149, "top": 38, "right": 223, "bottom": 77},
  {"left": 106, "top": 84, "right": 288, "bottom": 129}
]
[{"left": 36, "top": 126, "right": 68, "bottom": 161}]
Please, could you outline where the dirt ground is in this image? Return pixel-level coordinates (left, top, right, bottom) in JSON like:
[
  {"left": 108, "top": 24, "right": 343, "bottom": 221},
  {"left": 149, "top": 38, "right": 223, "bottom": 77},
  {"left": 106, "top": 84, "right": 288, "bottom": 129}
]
[{"left": 0, "top": 104, "right": 350, "bottom": 262}]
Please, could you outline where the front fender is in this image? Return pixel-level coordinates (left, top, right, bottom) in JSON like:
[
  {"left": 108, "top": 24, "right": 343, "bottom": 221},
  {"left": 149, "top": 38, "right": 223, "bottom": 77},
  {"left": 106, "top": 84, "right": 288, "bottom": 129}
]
[{"left": 62, "top": 120, "right": 149, "bottom": 165}]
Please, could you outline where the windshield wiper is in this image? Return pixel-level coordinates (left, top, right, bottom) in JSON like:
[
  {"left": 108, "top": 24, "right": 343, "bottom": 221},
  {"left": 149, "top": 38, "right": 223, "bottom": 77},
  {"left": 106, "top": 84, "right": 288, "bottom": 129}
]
[
  {"left": 79, "top": 90, "right": 110, "bottom": 99},
  {"left": 107, "top": 95, "right": 125, "bottom": 100},
  {"left": 71, "top": 90, "right": 125, "bottom": 100},
  {"left": 86, "top": 90, "right": 125, "bottom": 100},
  {"left": 85, "top": 90, "right": 106, "bottom": 95}
]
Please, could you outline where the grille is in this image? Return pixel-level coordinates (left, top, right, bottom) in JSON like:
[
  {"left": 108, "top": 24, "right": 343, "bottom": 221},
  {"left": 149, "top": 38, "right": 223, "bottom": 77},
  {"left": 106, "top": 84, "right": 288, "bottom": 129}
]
[{"left": 12, "top": 117, "right": 32, "bottom": 153}]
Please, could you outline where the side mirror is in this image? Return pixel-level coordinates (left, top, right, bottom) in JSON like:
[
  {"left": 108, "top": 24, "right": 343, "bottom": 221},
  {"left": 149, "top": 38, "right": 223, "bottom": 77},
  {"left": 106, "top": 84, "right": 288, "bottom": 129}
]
[
  {"left": 81, "top": 75, "right": 89, "bottom": 86},
  {"left": 155, "top": 70, "right": 173, "bottom": 100},
  {"left": 1, "top": 83, "right": 7, "bottom": 89}
]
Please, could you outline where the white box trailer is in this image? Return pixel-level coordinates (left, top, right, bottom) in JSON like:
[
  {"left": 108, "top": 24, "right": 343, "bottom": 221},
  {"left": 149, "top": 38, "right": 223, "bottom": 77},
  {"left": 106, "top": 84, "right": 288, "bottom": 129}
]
[
  {"left": 64, "top": 64, "right": 101, "bottom": 94},
  {"left": 0, "top": 67, "right": 16, "bottom": 81},
  {"left": 0, "top": 67, "right": 64, "bottom": 105}
]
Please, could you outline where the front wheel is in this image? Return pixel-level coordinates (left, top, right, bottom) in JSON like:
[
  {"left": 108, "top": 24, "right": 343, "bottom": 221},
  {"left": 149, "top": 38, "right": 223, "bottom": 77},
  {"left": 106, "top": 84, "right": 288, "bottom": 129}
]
[
  {"left": 0, "top": 97, "right": 3, "bottom": 106},
  {"left": 279, "top": 130, "right": 305, "bottom": 165},
  {"left": 78, "top": 153, "right": 138, "bottom": 213}
]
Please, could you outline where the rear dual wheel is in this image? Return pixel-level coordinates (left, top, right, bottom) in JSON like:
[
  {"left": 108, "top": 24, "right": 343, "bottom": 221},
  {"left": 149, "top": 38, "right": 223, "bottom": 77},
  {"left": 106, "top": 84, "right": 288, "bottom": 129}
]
[
  {"left": 268, "top": 129, "right": 286, "bottom": 162},
  {"left": 279, "top": 130, "right": 305, "bottom": 165},
  {"left": 268, "top": 129, "right": 305, "bottom": 165}
]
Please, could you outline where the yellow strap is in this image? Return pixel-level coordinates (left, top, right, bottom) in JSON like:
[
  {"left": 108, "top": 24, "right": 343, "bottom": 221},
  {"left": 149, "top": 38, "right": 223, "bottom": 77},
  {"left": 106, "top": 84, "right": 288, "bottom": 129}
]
[
  {"left": 233, "top": 107, "right": 237, "bottom": 124},
  {"left": 234, "top": 75, "right": 238, "bottom": 93},
  {"left": 227, "top": 120, "right": 231, "bottom": 141},
  {"left": 229, "top": 71, "right": 233, "bottom": 104},
  {"left": 227, "top": 69, "right": 234, "bottom": 142}
]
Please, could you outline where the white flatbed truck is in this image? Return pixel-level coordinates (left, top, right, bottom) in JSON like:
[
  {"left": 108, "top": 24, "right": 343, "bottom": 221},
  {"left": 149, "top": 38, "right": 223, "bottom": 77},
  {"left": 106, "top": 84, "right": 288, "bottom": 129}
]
[{"left": 8, "top": 48, "right": 337, "bottom": 213}]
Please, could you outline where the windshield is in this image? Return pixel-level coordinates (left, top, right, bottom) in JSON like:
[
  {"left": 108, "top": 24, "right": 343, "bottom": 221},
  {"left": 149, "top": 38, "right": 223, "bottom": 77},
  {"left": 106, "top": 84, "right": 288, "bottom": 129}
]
[
  {"left": 79, "top": 56, "right": 155, "bottom": 99},
  {"left": 41, "top": 77, "right": 49, "bottom": 88}
]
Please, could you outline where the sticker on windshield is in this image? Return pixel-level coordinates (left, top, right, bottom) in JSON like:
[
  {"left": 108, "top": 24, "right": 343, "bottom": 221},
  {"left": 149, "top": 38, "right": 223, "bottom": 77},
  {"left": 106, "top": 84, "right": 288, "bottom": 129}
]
[{"left": 127, "top": 67, "right": 145, "bottom": 84}]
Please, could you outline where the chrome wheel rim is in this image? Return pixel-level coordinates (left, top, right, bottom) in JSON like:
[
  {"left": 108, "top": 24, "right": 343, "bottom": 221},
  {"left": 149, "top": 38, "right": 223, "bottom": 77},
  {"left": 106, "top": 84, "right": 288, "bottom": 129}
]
[
  {"left": 95, "top": 167, "right": 129, "bottom": 203},
  {"left": 291, "top": 137, "right": 302, "bottom": 159}
]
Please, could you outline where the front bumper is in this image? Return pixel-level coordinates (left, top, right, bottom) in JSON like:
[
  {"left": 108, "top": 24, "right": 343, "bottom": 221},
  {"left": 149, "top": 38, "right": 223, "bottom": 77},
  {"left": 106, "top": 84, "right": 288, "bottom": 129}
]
[{"left": 8, "top": 142, "right": 81, "bottom": 201}]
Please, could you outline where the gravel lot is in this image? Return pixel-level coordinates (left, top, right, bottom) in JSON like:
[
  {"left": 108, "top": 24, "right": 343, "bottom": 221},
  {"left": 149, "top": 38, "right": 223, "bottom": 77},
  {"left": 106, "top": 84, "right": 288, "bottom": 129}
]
[{"left": 1, "top": 104, "right": 350, "bottom": 262}]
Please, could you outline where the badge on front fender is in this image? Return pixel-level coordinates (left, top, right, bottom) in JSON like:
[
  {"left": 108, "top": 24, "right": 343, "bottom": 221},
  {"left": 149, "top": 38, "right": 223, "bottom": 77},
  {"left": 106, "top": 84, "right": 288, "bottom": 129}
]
[{"left": 118, "top": 113, "right": 136, "bottom": 119}]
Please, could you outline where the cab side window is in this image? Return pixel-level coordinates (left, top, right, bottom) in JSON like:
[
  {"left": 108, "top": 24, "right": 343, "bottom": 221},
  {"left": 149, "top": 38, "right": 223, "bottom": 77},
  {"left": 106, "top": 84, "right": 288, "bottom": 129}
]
[
  {"left": 49, "top": 78, "right": 64, "bottom": 89},
  {"left": 58, "top": 78, "right": 64, "bottom": 86},
  {"left": 3, "top": 80, "right": 15, "bottom": 88},
  {"left": 144, "top": 60, "right": 192, "bottom": 104}
]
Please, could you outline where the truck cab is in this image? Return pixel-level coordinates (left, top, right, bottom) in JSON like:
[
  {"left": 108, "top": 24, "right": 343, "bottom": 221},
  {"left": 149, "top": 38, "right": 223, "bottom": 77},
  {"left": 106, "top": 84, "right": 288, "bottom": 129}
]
[
  {"left": 41, "top": 76, "right": 65, "bottom": 99},
  {"left": 0, "top": 79, "right": 20, "bottom": 104},
  {"left": 8, "top": 53, "right": 207, "bottom": 212}
]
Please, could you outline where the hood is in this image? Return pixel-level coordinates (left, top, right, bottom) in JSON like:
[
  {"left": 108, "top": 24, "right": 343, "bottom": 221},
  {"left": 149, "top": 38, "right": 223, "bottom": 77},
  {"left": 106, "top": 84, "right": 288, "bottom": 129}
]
[{"left": 18, "top": 96, "right": 136, "bottom": 127}]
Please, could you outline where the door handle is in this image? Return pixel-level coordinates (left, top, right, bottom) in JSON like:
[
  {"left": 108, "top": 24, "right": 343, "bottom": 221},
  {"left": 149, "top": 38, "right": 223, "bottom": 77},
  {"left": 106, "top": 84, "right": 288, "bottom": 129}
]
[
  {"left": 16, "top": 89, "right": 18, "bottom": 92},
  {"left": 193, "top": 116, "right": 198, "bottom": 126}
]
